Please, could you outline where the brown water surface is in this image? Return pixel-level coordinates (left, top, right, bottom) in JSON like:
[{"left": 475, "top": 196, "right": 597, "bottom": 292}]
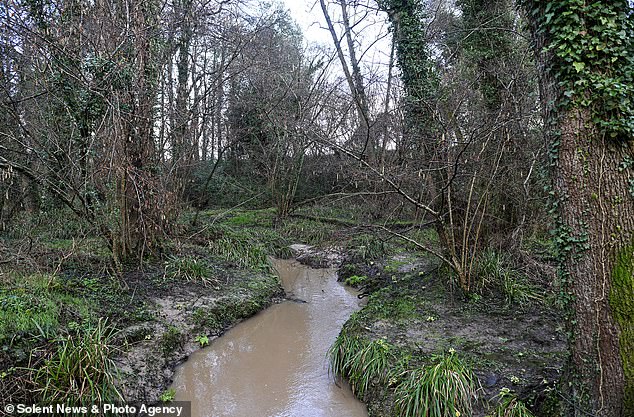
[{"left": 169, "top": 258, "right": 368, "bottom": 417}]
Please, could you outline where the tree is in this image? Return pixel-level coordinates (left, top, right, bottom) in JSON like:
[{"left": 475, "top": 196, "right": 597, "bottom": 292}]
[
  {"left": 226, "top": 7, "right": 326, "bottom": 218},
  {"left": 0, "top": 0, "right": 171, "bottom": 261},
  {"left": 520, "top": 1, "right": 634, "bottom": 415}
]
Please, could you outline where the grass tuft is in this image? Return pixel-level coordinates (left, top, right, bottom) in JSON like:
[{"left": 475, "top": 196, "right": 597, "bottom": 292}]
[
  {"left": 487, "top": 388, "right": 535, "bottom": 417},
  {"left": 329, "top": 333, "right": 395, "bottom": 397},
  {"left": 394, "top": 353, "right": 479, "bottom": 417},
  {"left": 164, "top": 255, "right": 216, "bottom": 286},
  {"left": 474, "top": 250, "right": 542, "bottom": 306},
  {"left": 33, "top": 318, "right": 121, "bottom": 405},
  {"left": 207, "top": 227, "right": 272, "bottom": 271}
]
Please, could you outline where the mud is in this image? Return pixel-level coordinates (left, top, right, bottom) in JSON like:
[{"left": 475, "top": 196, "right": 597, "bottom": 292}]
[
  {"left": 115, "top": 267, "right": 284, "bottom": 404},
  {"left": 336, "top": 253, "right": 567, "bottom": 417}
]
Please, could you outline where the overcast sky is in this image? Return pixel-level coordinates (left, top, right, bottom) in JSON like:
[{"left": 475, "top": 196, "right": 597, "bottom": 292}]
[
  {"left": 280, "top": 0, "right": 393, "bottom": 79},
  {"left": 281, "top": 0, "right": 334, "bottom": 47}
]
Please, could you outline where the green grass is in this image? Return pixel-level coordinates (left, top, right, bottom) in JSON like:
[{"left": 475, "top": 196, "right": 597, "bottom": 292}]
[
  {"left": 329, "top": 333, "right": 396, "bottom": 398},
  {"left": 5, "top": 208, "right": 93, "bottom": 240},
  {"left": 474, "top": 250, "right": 543, "bottom": 306},
  {"left": 207, "top": 226, "right": 273, "bottom": 271},
  {"left": 164, "top": 255, "right": 217, "bottom": 286},
  {"left": 363, "top": 288, "right": 423, "bottom": 322},
  {"left": 279, "top": 218, "right": 336, "bottom": 245},
  {"left": 394, "top": 353, "right": 479, "bottom": 417},
  {"left": 33, "top": 319, "right": 121, "bottom": 405},
  {"left": 0, "top": 273, "right": 92, "bottom": 342},
  {"left": 346, "top": 233, "right": 387, "bottom": 261},
  {"left": 487, "top": 388, "right": 535, "bottom": 417}
]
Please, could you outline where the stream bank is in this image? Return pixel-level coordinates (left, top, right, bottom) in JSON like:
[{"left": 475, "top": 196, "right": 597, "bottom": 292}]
[
  {"left": 1, "top": 208, "right": 567, "bottom": 416},
  {"left": 332, "top": 253, "right": 567, "bottom": 417}
]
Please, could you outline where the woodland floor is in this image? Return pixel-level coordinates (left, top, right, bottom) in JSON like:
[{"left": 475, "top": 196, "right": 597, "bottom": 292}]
[{"left": 0, "top": 207, "right": 566, "bottom": 415}]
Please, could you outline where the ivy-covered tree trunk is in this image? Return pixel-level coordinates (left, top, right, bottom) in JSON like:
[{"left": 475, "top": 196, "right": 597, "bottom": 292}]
[
  {"left": 556, "top": 110, "right": 633, "bottom": 416},
  {"left": 522, "top": 1, "right": 633, "bottom": 415}
]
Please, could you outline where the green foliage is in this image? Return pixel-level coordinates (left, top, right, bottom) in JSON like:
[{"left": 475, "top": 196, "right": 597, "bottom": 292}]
[
  {"left": 159, "top": 388, "right": 176, "bottom": 403},
  {"left": 487, "top": 388, "right": 535, "bottom": 417},
  {"left": 280, "top": 217, "right": 336, "bottom": 245},
  {"left": 345, "top": 275, "right": 368, "bottom": 287},
  {"left": 528, "top": 1, "right": 634, "bottom": 138},
  {"left": 458, "top": 0, "right": 517, "bottom": 109},
  {"left": 348, "top": 233, "right": 387, "bottom": 261},
  {"left": 34, "top": 319, "right": 121, "bottom": 405},
  {"left": 394, "top": 353, "right": 479, "bottom": 417},
  {"left": 194, "top": 335, "right": 209, "bottom": 347},
  {"left": 364, "top": 289, "right": 421, "bottom": 321},
  {"left": 5, "top": 209, "right": 93, "bottom": 240},
  {"left": 0, "top": 273, "right": 91, "bottom": 343},
  {"left": 208, "top": 226, "right": 272, "bottom": 271},
  {"left": 164, "top": 256, "right": 216, "bottom": 285},
  {"left": 474, "top": 250, "right": 542, "bottom": 306},
  {"left": 328, "top": 333, "right": 396, "bottom": 398},
  {"left": 378, "top": 0, "right": 438, "bottom": 125}
]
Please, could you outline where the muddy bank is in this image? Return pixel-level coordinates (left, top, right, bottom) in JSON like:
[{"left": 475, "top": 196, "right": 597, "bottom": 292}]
[
  {"left": 290, "top": 243, "right": 345, "bottom": 268},
  {"left": 334, "top": 253, "right": 567, "bottom": 417},
  {"left": 115, "top": 266, "right": 284, "bottom": 403}
]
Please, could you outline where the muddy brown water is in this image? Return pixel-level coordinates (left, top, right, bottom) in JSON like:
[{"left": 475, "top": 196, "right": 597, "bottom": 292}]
[{"left": 169, "top": 258, "right": 369, "bottom": 417}]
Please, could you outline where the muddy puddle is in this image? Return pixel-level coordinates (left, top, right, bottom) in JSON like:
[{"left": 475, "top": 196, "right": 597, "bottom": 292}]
[{"left": 169, "top": 258, "right": 368, "bottom": 417}]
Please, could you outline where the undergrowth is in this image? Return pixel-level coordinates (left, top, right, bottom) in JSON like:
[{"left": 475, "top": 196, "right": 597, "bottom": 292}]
[
  {"left": 394, "top": 353, "right": 479, "bottom": 417},
  {"left": 487, "top": 388, "right": 535, "bottom": 417},
  {"left": 164, "top": 255, "right": 217, "bottom": 286},
  {"left": 32, "top": 319, "right": 121, "bottom": 405},
  {"left": 0, "top": 273, "right": 92, "bottom": 343},
  {"left": 207, "top": 226, "right": 272, "bottom": 271},
  {"left": 474, "top": 250, "right": 543, "bottom": 306}
]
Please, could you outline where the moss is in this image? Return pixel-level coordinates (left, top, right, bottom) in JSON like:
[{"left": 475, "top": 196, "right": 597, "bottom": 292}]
[
  {"left": 609, "top": 243, "right": 634, "bottom": 410},
  {"left": 160, "top": 326, "right": 182, "bottom": 355}
]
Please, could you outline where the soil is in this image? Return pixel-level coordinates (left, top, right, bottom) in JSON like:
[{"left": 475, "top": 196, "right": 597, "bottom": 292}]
[
  {"left": 114, "top": 267, "right": 284, "bottom": 404},
  {"left": 336, "top": 252, "right": 567, "bottom": 417}
]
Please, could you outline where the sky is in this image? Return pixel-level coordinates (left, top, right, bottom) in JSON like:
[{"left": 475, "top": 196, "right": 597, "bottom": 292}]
[
  {"left": 280, "top": 0, "right": 394, "bottom": 85},
  {"left": 281, "top": 0, "right": 333, "bottom": 47}
]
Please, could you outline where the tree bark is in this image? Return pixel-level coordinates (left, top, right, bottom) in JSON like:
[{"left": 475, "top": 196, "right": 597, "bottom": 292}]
[{"left": 523, "top": 1, "right": 634, "bottom": 414}]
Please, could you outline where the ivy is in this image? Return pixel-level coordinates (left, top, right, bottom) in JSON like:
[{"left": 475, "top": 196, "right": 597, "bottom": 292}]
[
  {"left": 525, "top": 0, "right": 634, "bottom": 139},
  {"left": 378, "top": 0, "right": 439, "bottom": 135}
]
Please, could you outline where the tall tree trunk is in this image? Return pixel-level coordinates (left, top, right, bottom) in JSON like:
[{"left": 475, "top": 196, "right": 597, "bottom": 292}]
[
  {"left": 320, "top": 0, "right": 372, "bottom": 159},
  {"left": 522, "top": 1, "right": 634, "bottom": 414},
  {"left": 558, "top": 110, "right": 632, "bottom": 417}
]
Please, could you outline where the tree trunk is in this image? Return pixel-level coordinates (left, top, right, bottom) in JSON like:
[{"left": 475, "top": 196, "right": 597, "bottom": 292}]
[
  {"left": 555, "top": 108, "right": 633, "bottom": 416},
  {"left": 522, "top": 1, "right": 634, "bottom": 414}
]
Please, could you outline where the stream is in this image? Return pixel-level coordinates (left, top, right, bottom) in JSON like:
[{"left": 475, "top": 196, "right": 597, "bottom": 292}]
[{"left": 169, "top": 258, "right": 369, "bottom": 417}]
